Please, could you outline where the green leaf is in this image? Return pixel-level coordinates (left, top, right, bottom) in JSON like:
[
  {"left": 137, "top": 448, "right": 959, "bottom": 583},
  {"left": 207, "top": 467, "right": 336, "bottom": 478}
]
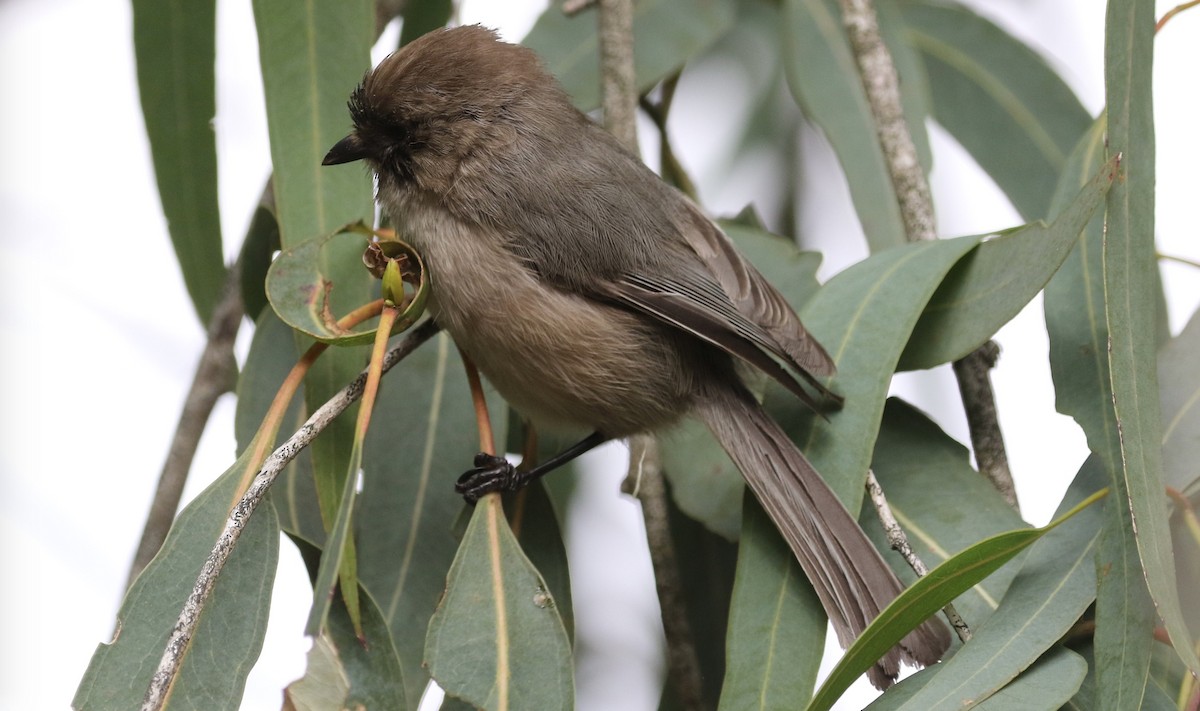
[
  {"left": 285, "top": 585, "right": 408, "bottom": 710},
  {"left": 522, "top": 0, "right": 736, "bottom": 111},
  {"left": 252, "top": 0, "right": 373, "bottom": 246},
  {"left": 425, "top": 499, "right": 574, "bottom": 711},
  {"left": 266, "top": 227, "right": 428, "bottom": 345},
  {"left": 772, "top": 234, "right": 981, "bottom": 507},
  {"left": 502, "top": 480, "right": 575, "bottom": 644},
  {"left": 252, "top": 0, "right": 380, "bottom": 660},
  {"left": 399, "top": 0, "right": 453, "bottom": 47},
  {"left": 782, "top": 0, "right": 917, "bottom": 252},
  {"left": 869, "top": 399, "right": 1028, "bottom": 628},
  {"left": 840, "top": 459, "right": 1106, "bottom": 711},
  {"left": 238, "top": 197, "right": 281, "bottom": 322},
  {"left": 870, "top": 646, "right": 1087, "bottom": 711},
  {"left": 719, "top": 494, "right": 825, "bottom": 711},
  {"left": 356, "top": 332, "right": 507, "bottom": 711},
  {"left": 898, "top": 154, "right": 1118, "bottom": 370},
  {"left": 1043, "top": 119, "right": 1157, "bottom": 711},
  {"left": 899, "top": 0, "right": 1092, "bottom": 221},
  {"left": 132, "top": 0, "right": 225, "bottom": 323},
  {"left": 73, "top": 451, "right": 279, "bottom": 710},
  {"left": 1160, "top": 306, "right": 1200, "bottom": 495},
  {"left": 660, "top": 223, "right": 825, "bottom": 540},
  {"left": 1103, "top": 0, "right": 1199, "bottom": 676}
]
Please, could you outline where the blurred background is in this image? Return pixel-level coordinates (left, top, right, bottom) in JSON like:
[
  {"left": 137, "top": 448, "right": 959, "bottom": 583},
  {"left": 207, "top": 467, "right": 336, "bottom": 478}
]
[{"left": 1, "top": 0, "right": 1196, "bottom": 708}]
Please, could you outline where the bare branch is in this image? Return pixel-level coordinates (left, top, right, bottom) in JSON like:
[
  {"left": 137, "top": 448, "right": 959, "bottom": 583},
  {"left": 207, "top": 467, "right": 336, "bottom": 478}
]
[
  {"left": 866, "top": 470, "right": 971, "bottom": 643},
  {"left": 597, "top": 0, "right": 638, "bottom": 153},
  {"left": 627, "top": 436, "right": 706, "bottom": 711}
]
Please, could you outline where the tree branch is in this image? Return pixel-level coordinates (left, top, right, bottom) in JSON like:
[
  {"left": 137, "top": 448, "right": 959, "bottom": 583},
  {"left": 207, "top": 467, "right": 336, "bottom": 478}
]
[
  {"left": 866, "top": 470, "right": 971, "bottom": 642},
  {"left": 837, "top": 0, "right": 1016, "bottom": 507},
  {"left": 626, "top": 436, "right": 706, "bottom": 711},
  {"left": 140, "top": 320, "right": 440, "bottom": 711},
  {"left": 596, "top": 0, "right": 638, "bottom": 153}
]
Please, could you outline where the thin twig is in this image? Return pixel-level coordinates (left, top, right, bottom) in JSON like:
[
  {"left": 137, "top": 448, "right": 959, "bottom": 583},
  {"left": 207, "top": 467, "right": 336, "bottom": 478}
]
[
  {"left": 629, "top": 436, "right": 706, "bottom": 710},
  {"left": 592, "top": 0, "right": 706, "bottom": 704},
  {"left": 1157, "top": 0, "right": 1200, "bottom": 33},
  {"left": 837, "top": 0, "right": 1016, "bottom": 508},
  {"left": 126, "top": 265, "right": 244, "bottom": 590},
  {"left": 866, "top": 470, "right": 971, "bottom": 643},
  {"left": 140, "top": 320, "right": 440, "bottom": 711},
  {"left": 597, "top": 0, "right": 638, "bottom": 153},
  {"left": 953, "top": 344, "right": 1017, "bottom": 506}
]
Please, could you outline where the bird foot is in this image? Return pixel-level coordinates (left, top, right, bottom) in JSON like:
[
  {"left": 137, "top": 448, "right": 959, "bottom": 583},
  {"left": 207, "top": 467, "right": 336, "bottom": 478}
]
[{"left": 455, "top": 453, "right": 528, "bottom": 503}]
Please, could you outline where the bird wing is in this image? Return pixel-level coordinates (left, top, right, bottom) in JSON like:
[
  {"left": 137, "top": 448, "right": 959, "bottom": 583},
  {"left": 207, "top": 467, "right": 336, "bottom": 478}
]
[{"left": 593, "top": 204, "right": 840, "bottom": 410}]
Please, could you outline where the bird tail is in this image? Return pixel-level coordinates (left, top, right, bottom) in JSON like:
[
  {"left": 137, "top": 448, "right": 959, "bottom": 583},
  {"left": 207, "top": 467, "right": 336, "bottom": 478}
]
[{"left": 694, "top": 384, "right": 950, "bottom": 689}]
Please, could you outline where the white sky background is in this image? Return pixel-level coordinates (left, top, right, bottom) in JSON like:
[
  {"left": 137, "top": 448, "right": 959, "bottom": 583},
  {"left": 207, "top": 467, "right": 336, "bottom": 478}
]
[{"left": 0, "top": 0, "right": 1196, "bottom": 709}]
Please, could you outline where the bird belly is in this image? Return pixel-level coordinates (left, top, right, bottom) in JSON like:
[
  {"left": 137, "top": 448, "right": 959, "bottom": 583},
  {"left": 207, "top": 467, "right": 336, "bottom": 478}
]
[{"left": 399, "top": 209, "right": 694, "bottom": 437}]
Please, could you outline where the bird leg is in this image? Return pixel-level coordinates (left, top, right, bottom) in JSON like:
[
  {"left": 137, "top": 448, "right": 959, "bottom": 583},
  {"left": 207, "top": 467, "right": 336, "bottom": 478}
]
[{"left": 455, "top": 431, "right": 609, "bottom": 503}]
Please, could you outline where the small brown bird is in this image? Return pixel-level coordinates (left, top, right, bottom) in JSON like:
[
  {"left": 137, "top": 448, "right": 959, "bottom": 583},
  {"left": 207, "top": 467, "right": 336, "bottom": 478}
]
[{"left": 323, "top": 25, "right": 949, "bottom": 687}]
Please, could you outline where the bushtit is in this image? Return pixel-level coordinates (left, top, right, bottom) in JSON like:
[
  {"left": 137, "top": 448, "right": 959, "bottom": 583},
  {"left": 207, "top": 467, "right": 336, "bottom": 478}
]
[{"left": 323, "top": 25, "right": 949, "bottom": 687}]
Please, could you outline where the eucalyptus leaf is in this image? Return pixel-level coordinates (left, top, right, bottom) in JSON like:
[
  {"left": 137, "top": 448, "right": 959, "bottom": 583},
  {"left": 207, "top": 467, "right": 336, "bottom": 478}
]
[
  {"left": 132, "top": 0, "right": 225, "bottom": 323},
  {"left": 266, "top": 227, "right": 428, "bottom": 345},
  {"left": 843, "top": 458, "right": 1106, "bottom": 711},
  {"left": 719, "top": 494, "right": 825, "bottom": 711},
  {"left": 782, "top": 0, "right": 912, "bottom": 252},
  {"left": 899, "top": 0, "right": 1092, "bottom": 220},
  {"left": 73, "top": 451, "right": 279, "bottom": 710},
  {"left": 1102, "top": 0, "right": 1198, "bottom": 675},
  {"left": 522, "top": 0, "right": 735, "bottom": 111},
  {"left": 898, "top": 154, "right": 1117, "bottom": 371},
  {"left": 773, "top": 234, "right": 981, "bottom": 508},
  {"left": 1160, "top": 307, "right": 1200, "bottom": 494},
  {"left": 426, "top": 499, "right": 574, "bottom": 711},
  {"left": 285, "top": 586, "right": 408, "bottom": 710},
  {"left": 235, "top": 310, "right": 326, "bottom": 546}
]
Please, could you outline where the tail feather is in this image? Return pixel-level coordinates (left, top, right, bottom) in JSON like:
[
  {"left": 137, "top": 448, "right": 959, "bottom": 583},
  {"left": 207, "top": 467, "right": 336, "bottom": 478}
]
[{"left": 695, "top": 385, "right": 950, "bottom": 689}]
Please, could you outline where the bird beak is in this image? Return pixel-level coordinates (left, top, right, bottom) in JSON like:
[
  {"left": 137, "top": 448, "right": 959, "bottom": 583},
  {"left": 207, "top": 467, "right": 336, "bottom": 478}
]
[{"left": 322, "top": 133, "right": 368, "bottom": 166}]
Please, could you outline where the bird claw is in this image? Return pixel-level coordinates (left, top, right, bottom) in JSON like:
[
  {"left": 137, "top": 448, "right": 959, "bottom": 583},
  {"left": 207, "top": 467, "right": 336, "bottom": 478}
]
[{"left": 456, "top": 453, "right": 523, "bottom": 503}]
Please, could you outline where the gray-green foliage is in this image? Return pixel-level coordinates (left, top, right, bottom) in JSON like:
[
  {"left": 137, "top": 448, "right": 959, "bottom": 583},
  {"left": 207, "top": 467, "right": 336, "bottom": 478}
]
[{"left": 76, "top": 1, "right": 1198, "bottom": 709}]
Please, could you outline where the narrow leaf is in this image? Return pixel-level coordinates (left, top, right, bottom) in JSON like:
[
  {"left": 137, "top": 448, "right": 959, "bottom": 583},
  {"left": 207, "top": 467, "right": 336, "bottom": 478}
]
[
  {"left": 425, "top": 498, "right": 574, "bottom": 711},
  {"left": 775, "top": 234, "right": 981, "bottom": 507},
  {"left": 73, "top": 452, "right": 279, "bottom": 709},
  {"left": 899, "top": 0, "right": 1092, "bottom": 220},
  {"left": 781, "top": 0, "right": 915, "bottom": 252},
  {"left": 132, "top": 0, "right": 225, "bottom": 323},
  {"left": 1043, "top": 118, "right": 1157, "bottom": 711},
  {"left": 809, "top": 465, "right": 1105, "bottom": 711},
  {"left": 399, "top": 0, "right": 453, "bottom": 47},
  {"left": 1159, "top": 304, "right": 1200, "bottom": 494},
  {"left": 719, "top": 494, "right": 825, "bottom": 710},
  {"left": 252, "top": 0, "right": 373, "bottom": 247},
  {"left": 1103, "top": 0, "right": 1199, "bottom": 675},
  {"left": 898, "top": 154, "right": 1118, "bottom": 370},
  {"left": 522, "top": 0, "right": 736, "bottom": 111},
  {"left": 868, "top": 646, "right": 1087, "bottom": 711},
  {"left": 285, "top": 585, "right": 408, "bottom": 710}
]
